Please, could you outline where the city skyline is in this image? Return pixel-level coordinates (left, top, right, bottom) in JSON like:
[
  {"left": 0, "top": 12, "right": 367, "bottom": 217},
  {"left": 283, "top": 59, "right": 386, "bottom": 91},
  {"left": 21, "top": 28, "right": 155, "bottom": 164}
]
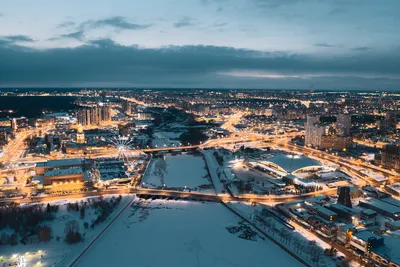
[
  {"left": 1, "top": 0, "right": 400, "bottom": 89},
  {"left": 1, "top": 88, "right": 400, "bottom": 266}
]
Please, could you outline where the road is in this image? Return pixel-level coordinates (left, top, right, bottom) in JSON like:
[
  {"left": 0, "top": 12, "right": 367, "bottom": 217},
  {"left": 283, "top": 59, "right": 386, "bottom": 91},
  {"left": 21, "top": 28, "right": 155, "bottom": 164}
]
[
  {"left": 221, "top": 111, "right": 246, "bottom": 133},
  {"left": 1, "top": 125, "right": 52, "bottom": 164},
  {"left": 11, "top": 135, "right": 277, "bottom": 163},
  {"left": 120, "top": 96, "right": 147, "bottom": 107},
  {"left": 2, "top": 186, "right": 338, "bottom": 205},
  {"left": 1, "top": 130, "right": 31, "bottom": 163}
]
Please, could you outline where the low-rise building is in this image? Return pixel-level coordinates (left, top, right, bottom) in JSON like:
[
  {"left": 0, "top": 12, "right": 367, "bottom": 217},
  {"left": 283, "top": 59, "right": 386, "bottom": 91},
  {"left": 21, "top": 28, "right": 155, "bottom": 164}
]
[
  {"left": 326, "top": 203, "right": 360, "bottom": 222},
  {"left": 385, "top": 220, "right": 400, "bottom": 231},
  {"left": 371, "top": 235, "right": 400, "bottom": 267},
  {"left": 36, "top": 158, "right": 89, "bottom": 186},
  {"left": 350, "top": 231, "right": 384, "bottom": 254},
  {"left": 308, "top": 205, "right": 337, "bottom": 221},
  {"left": 385, "top": 183, "right": 400, "bottom": 196},
  {"left": 359, "top": 198, "right": 400, "bottom": 220},
  {"left": 43, "top": 167, "right": 84, "bottom": 186}
]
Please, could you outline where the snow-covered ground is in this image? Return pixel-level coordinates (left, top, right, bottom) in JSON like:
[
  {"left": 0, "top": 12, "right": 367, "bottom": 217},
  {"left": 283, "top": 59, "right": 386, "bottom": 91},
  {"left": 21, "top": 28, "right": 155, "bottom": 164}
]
[
  {"left": 76, "top": 199, "right": 302, "bottom": 267},
  {"left": 142, "top": 153, "right": 214, "bottom": 193},
  {"left": 0, "top": 195, "right": 133, "bottom": 267}
]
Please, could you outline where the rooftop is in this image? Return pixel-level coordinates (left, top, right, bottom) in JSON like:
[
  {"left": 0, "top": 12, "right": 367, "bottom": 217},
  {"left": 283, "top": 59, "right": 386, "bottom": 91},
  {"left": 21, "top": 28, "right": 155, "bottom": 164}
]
[
  {"left": 44, "top": 167, "right": 83, "bottom": 177},
  {"left": 386, "top": 183, "right": 400, "bottom": 193},
  {"left": 41, "top": 158, "right": 83, "bottom": 168},
  {"left": 329, "top": 203, "right": 360, "bottom": 215},
  {"left": 312, "top": 205, "right": 337, "bottom": 216},
  {"left": 353, "top": 230, "right": 383, "bottom": 242},
  {"left": 359, "top": 198, "right": 400, "bottom": 215},
  {"left": 264, "top": 153, "right": 322, "bottom": 173},
  {"left": 372, "top": 235, "right": 400, "bottom": 265}
]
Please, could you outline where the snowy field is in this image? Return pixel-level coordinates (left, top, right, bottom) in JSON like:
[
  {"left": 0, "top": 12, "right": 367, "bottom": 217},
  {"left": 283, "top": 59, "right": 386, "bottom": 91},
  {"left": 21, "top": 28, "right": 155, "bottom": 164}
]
[
  {"left": 76, "top": 199, "right": 302, "bottom": 267},
  {"left": 142, "top": 153, "right": 214, "bottom": 193},
  {"left": 0, "top": 195, "right": 133, "bottom": 267}
]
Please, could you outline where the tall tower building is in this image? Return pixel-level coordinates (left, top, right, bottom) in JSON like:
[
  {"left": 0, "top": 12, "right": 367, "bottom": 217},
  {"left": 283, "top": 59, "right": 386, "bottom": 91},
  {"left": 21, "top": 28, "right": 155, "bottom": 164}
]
[
  {"left": 77, "top": 103, "right": 111, "bottom": 126},
  {"left": 337, "top": 186, "right": 352, "bottom": 208},
  {"left": 305, "top": 114, "right": 323, "bottom": 147},
  {"left": 76, "top": 109, "right": 91, "bottom": 126},
  {"left": 100, "top": 105, "right": 111, "bottom": 121},
  {"left": 385, "top": 112, "right": 397, "bottom": 128},
  {"left": 381, "top": 144, "right": 400, "bottom": 171},
  {"left": 336, "top": 114, "right": 351, "bottom": 136},
  {"left": 90, "top": 107, "right": 100, "bottom": 125}
]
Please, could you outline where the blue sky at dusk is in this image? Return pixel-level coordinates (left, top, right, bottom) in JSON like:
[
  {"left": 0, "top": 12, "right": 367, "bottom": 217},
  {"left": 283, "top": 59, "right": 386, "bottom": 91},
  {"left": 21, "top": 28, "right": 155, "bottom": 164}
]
[{"left": 1, "top": 0, "right": 399, "bottom": 89}]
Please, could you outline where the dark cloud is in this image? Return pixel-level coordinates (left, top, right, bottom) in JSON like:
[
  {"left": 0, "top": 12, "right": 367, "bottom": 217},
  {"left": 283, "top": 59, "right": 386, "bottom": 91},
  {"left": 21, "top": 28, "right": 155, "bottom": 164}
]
[
  {"left": 81, "top": 16, "right": 151, "bottom": 30},
  {"left": 47, "top": 30, "right": 84, "bottom": 41},
  {"left": 0, "top": 39, "right": 398, "bottom": 89},
  {"left": 50, "top": 17, "right": 149, "bottom": 42},
  {"left": 88, "top": 38, "right": 121, "bottom": 48},
  {"left": 0, "top": 35, "right": 34, "bottom": 43},
  {"left": 253, "top": 0, "right": 301, "bottom": 9},
  {"left": 351, "top": 47, "right": 370, "bottom": 51},
  {"left": 173, "top": 16, "right": 197, "bottom": 28},
  {"left": 57, "top": 21, "right": 76, "bottom": 28},
  {"left": 60, "top": 30, "right": 85, "bottom": 40},
  {"left": 0, "top": 12, "right": 3, "bottom": 17},
  {"left": 314, "top": 43, "right": 336, "bottom": 48}
]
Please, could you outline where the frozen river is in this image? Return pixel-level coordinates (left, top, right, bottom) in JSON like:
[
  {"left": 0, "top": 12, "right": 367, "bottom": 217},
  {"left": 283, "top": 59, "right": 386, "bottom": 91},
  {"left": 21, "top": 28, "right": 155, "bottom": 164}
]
[{"left": 77, "top": 199, "right": 302, "bottom": 267}]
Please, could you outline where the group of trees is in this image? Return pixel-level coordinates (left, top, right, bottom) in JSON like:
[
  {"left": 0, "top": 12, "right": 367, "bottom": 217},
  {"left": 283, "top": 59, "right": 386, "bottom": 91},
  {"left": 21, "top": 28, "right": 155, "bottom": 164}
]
[
  {"left": 213, "top": 151, "right": 224, "bottom": 166},
  {"left": 89, "top": 196, "right": 122, "bottom": 229},
  {"left": 0, "top": 232, "right": 19, "bottom": 246},
  {"left": 180, "top": 127, "right": 208, "bottom": 145},
  {"left": 0, "top": 203, "right": 56, "bottom": 246},
  {"left": 64, "top": 220, "right": 81, "bottom": 244},
  {"left": 293, "top": 184, "right": 324, "bottom": 194},
  {"left": 0, "top": 196, "right": 124, "bottom": 247},
  {"left": 0, "top": 204, "right": 54, "bottom": 235},
  {"left": 236, "top": 180, "right": 253, "bottom": 194}
]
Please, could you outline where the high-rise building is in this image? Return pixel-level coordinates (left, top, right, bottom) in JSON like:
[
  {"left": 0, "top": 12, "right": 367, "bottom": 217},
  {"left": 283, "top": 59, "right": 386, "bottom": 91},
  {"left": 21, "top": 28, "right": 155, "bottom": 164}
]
[
  {"left": 77, "top": 108, "right": 92, "bottom": 126},
  {"left": 336, "top": 114, "right": 351, "bottom": 136},
  {"left": 100, "top": 104, "right": 111, "bottom": 121},
  {"left": 385, "top": 111, "right": 397, "bottom": 128},
  {"left": 337, "top": 186, "right": 352, "bottom": 208},
  {"left": 90, "top": 107, "right": 100, "bottom": 125},
  {"left": 305, "top": 113, "right": 352, "bottom": 149},
  {"left": 76, "top": 103, "right": 111, "bottom": 126},
  {"left": 122, "top": 100, "right": 133, "bottom": 115},
  {"left": 305, "top": 114, "right": 324, "bottom": 147},
  {"left": 381, "top": 144, "right": 400, "bottom": 171}
]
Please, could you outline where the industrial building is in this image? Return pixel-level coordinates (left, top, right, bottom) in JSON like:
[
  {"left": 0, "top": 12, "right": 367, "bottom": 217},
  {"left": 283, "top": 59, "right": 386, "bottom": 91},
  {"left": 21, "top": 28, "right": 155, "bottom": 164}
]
[
  {"left": 359, "top": 198, "right": 400, "bottom": 220},
  {"left": 36, "top": 158, "right": 89, "bottom": 186}
]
